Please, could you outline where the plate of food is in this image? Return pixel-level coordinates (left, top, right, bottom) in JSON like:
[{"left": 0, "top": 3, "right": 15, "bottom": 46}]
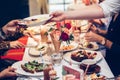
[
  {"left": 63, "top": 49, "right": 102, "bottom": 65},
  {"left": 84, "top": 73, "right": 106, "bottom": 80},
  {"left": 79, "top": 42, "right": 99, "bottom": 51},
  {"left": 28, "top": 43, "right": 47, "bottom": 57},
  {"left": 24, "top": 14, "right": 52, "bottom": 26},
  {"left": 12, "top": 60, "right": 48, "bottom": 76},
  {"left": 60, "top": 41, "right": 78, "bottom": 52}
]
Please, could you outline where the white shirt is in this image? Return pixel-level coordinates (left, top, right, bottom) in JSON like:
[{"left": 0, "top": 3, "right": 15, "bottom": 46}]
[{"left": 99, "top": 0, "right": 120, "bottom": 17}]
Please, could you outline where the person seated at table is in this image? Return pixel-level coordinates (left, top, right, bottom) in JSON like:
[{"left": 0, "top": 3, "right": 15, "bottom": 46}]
[
  {"left": 85, "top": 13, "right": 120, "bottom": 76},
  {"left": 0, "top": 20, "right": 33, "bottom": 55},
  {"left": 0, "top": 67, "right": 16, "bottom": 80},
  {"left": 0, "top": 20, "right": 33, "bottom": 75}
]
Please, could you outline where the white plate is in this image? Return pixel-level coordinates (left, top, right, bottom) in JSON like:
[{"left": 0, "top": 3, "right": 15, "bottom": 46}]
[
  {"left": 12, "top": 61, "right": 44, "bottom": 76},
  {"left": 60, "top": 41, "right": 78, "bottom": 52},
  {"left": 28, "top": 44, "right": 47, "bottom": 57},
  {"left": 63, "top": 50, "right": 102, "bottom": 65},
  {"left": 79, "top": 42, "right": 99, "bottom": 51},
  {"left": 17, "top": 76, "right": 43, "bottom": 80},
  {"left": 24, "top": 14, "right": 52, "bottom": 26}
]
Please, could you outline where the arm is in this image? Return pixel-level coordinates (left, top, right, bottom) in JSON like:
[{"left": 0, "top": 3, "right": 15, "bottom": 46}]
[
  {"left": 0, "top": 40, "right": 10, "bottom": 50},
  {"left": 0, "top": 29, "right": 10, "bottom": 50},
  {"left": 51, "top": 4, "right": 104, "bottom": 21},
  {"left": 50, "top": 0, "right": 120, "bottom": 22},
  {"left": 89, "top": 24, "right": 107, "bottom": 35},
  {"left": 85, "top": 31, "right": 120, "bottom": 52},
  {"left": 85, "top": 31, "right": 112, "bottom": 49}
]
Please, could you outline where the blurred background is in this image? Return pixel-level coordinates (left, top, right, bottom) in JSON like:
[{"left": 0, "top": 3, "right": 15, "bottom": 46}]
[{"left": 0, "top": 0, "right": 73, "bottom": 28}]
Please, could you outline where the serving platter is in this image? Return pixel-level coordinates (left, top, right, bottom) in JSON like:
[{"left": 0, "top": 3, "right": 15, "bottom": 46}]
[{"left": 24, "top": 14, "right": 52, "bottom": 26}]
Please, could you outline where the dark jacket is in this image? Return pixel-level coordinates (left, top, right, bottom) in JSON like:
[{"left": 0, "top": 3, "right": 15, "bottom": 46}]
[{"left": 105, "top": 13, "right": 120, "bottom": 76}]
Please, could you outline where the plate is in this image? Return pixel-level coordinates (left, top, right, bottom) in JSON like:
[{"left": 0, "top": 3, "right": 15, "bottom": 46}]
[
  {"left": 17, "top": 76, "right": 43, "bottom": 80},
  {"left": 63, "top": 50, "right": 102, "bottom": 65},
  {"left": 60, "top": 41, "right": 78, "bottom": 52},
  {"left": 79, "top": 42, "right": 99, "bottom": 51},
  {"left": 24, "top": 14, "right": 52, "bottom": 26},
  {"left": 28, "top": 43, "right": 47, "bottom": 57},
  {"left": 12, "top": 61, "right": 44, "bottom": 76},
  {"left": 85, "top": 73, "right": 106, "bottom": 80}
]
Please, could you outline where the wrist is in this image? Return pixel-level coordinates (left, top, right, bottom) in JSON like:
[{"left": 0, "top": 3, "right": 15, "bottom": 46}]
[
  {"left": 100, "top": 37, "right": 107, "bottom": 45},
  {"left": 96, "top": 28, "right": 100, "bottom": 34},
  {"left": 2, "top": 26, "right": 8, "bottom": 35},
  {"left": 0, "top": 73, "right": 4, "bottom": 79}
]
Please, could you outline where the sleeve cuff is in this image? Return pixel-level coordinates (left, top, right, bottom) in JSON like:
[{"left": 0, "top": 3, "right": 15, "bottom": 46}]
[{"left": 0, "top": 41, "right": 10, "bottom": 50}]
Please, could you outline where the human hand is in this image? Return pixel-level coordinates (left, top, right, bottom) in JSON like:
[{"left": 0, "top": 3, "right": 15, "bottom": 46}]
[
  {"left": 23, "top": 30, "right": 34, "bottom": 37},
  {"left": 0, "top": 67, "right": 16, "bottom": 78},
  {"left": 50, "top": 11, "right": 66, "bottom": 22},
  {"left": 85, "top": 31, "right": 103, "bottom": 43},
  {"left": 2, "top": 20, "right": 20, "bottom": 35},
  {"left": 23, "top": 30, "right": 40, "bottom": 42},
  {"left": 89, "top": 24, "right": 99, "bottom": 33},
  {"left": 10, "top": 41, "right": 25, "bottom": 49}
]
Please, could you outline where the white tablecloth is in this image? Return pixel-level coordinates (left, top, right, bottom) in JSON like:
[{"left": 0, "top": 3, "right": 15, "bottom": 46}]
[{"left": 20, "top": 35, "right": 114, "bottom": 80}]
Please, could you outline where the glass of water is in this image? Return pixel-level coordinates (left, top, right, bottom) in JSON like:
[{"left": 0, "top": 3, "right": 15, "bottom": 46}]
[{"left": 51, "top": 52, "right": 63, "bottom": 66}]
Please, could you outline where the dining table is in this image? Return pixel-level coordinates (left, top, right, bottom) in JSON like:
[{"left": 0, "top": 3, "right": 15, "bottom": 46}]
[
  {"left": 0, "top": 14, "right": 114, "bottom": 80},
  {"left": 18, "top": 35, "right": 114, "bottom": 80}
]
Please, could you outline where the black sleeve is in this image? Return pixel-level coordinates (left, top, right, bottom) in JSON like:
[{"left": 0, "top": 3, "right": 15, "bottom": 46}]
[{"left": 109, "top": 43, "right": 120, "bottom": 53}]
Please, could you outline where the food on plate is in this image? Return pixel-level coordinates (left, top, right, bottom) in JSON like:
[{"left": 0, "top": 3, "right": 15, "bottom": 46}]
[
  {"left": 86, "top": 43, "right": 94, "bottom": 48},
  {"left": 26, "top": 18, "right": 40, "bottom": 25},
  {"left": 44, "top": 64, "right": 57, "bottom": 80},
  {"left": 71, "top": 50, "right": 97, "bottom": 62},
  {"left": 36, "top": 44, "right": 46, "bottom": 51},
  {"left": 60, "top": 45, "right": 74, "bottom": 51},
  {"left": 80, "top": 64, "right": 101, "bottom": 74},
  {"left": 63, "top": 74, "right": 76, "bottom": 80},
  {"left": 79, "top": 41, "right": 99, "bottom": 50},
  {"left": 91, "top": 73, "right": 106, "bottom": 80},
  {"left": 49, "top": 69, "right": 57, "bottom": 79},
  {"left": 84, "top": 73, "right": 106, "bottom": 80},
  {"left": 21, "top": 60, "right": 45, "bottom": 73},
  {"left": 25, "top": 15, "right": 52, "bottom": 26}
]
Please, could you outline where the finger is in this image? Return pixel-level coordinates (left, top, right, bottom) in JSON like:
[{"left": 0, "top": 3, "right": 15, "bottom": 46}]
[
  {"left": 18, "top": 42, "right": 25, "bottom": 48},
  {"left": 8, "top": 72, "right": 17, "bottom": 77},
  {"left": 8, "top": 67, "right": 16, "bottom": 71},
  {"left": 14, "top": 42, "right": 25, "bottom": 48}
]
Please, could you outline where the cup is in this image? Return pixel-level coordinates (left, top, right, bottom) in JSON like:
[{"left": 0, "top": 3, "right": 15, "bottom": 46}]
[
  {"left": 50, "top": 32, "right": 61, "bottom": 53},
  {"left": 43, "top": 64, "right": 53, "bottom": 80},
  {"left": 40, "top": 29, "right": 48, "bottom": 42},
  {"left": 73, "top": 30, "right": 80, "bottom": 43},
  {"left": 51, "top": 52, "right": 63, "bottom": 66}
]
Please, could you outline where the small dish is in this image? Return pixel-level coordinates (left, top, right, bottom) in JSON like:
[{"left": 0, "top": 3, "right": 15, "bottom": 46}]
[{"left": 60, "top": 41, "right": 78, "bottom": 52}]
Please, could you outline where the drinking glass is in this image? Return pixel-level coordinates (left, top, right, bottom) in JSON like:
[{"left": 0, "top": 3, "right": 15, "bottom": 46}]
[
  {"left": 51, "top": 52, "right": 63, "bottom": 66},
  {"left": 73, "top": 30, "right": 80, "bottom": 43},
  {"left": 40, "top": 26, "right": 48, "bottom": 42}
]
